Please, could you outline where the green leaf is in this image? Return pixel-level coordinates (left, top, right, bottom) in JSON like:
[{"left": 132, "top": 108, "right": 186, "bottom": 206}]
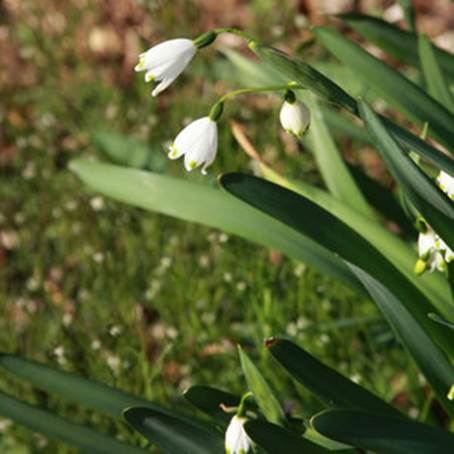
[
  {"left": 123, "top": 407, "right": 224, "bottom": 454},
  {"left": 266, "top": 337, "right": 399, "bottom": 416},
  {"left": 238, "top": 346, "right": 287, "bottom": 426},
  {"left": 69, "top": 159, "right": 362, "bottom": 293},
  {"left": 428, "top": 313, "right": 454, "bottom": 331},
  {"left": 312, "top": 409, "right": 454, "bottom": 454},
  {"left": 250, "top": 42, "right": 454, "bottom": 175},
  {"left": 0, "top": 391, "right": 147, "bottom": 454},
  {"left": 340, "top": 14, "right": 454, "bottom": 80},
  {"left": 183, "top": 385, "right": 239, "bottom": 423},
  {"left": 0, "top": 354, "right": 165, "bottom": 419},
  {"left": 219, "top": 173, "right": 454, "bottom": 356},
  {"left": 244, "top": 419, "right": 330, "bottom": 454},
  {"left": 303, "top": 92, "right": 375, "bottom": 219},
  {"left": 313, "top": 26, "right": 454, "bottom": 149},
  {"left": 92, "top": 130, "right": 168, "bottom": 172},
  {"left": 418, "top": 34, "right": 454, "bottom": 113},
  {"left": 397, "top": 0, "right": 416, "bottom": 32},
  {"left": 358, "top": 100, "right": 454, "bottom": 250},
  {"left": 346, "top": 263, "right": 454, "bottom": 418}
]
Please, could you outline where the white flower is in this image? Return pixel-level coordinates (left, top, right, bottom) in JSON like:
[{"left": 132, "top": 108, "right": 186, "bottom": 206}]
[
  {"left": 168, "top": 117, "right": 218, "bottom": 174},
  {"left": 417, "top": 228, "right": 446, "bottom": 273},
  {"left": 279, "top": 99, "right": 310, "bottom": 138},
  {"left": 135, "top": 38, "right": 196, "bottom": 97},
  {"left": 437, "top": 171, "right": 454, "bottom": 199},
  {"left": 225, "top": 415, "right": 252, "bottom": 454}
]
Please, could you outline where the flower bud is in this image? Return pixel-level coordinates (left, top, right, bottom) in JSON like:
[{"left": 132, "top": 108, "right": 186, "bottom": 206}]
[{"left": 279, "top": 94, "right": 310, "bottom": 138}]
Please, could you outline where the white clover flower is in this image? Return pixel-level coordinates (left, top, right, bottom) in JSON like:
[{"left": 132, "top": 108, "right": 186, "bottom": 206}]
[
  {"left": 135, "top": 38, "right": 197, "bottom": 97},
  {"left": 225, "top": 415, "right": 252, "bottom": 454},
  {"left": 279, "top": 95, "right": 310, "bottom": 138},
  {"left": 437, "top": 171, "right": 454, "bottom": 199},
  {"left": 168, "top": 116, "right": 218, "bottom": 174}
]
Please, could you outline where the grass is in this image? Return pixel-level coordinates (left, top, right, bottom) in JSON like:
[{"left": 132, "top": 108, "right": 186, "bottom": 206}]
[{"left": 0, "top": 1, "right": 429, "bottom": 451}]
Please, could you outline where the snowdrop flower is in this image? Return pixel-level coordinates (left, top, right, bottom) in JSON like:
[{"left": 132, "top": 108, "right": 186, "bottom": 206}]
[
  {"left": 135, "top": 39, "right": 197, "bottom": 96},
  {"left": 279, "top": 90, "right": 310, "bottom": 138},
  {"left": 168, "top": 116, "right": 218, "bottom": 174},
  {"left": 415, "top": 228, "right": 446, "bottom": 274},
  {"left": 135, "top": 32, "right": 216, "bottom": 97},
  {"left": 437, "top": 171, "right": 454, "bottom": 199},
  {"left": 225, "top": 415, "right": 252, "bottom": 454}
]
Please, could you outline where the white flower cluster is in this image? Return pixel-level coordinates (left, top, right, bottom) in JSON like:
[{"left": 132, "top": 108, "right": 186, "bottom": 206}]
[
  {"left": 135, "top": 37, "right": 311, "bottom": 175},
  {"left": 416, "top": 171, "right": 454, "bottom": 274}
]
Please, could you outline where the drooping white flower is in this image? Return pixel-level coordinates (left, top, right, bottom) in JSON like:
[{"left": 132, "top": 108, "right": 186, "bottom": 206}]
[
  {"left": 225, "top": 415, "right": 252, "bottom": 454},
  {"left": 279, "top": 98, "right": 310, "bottom": 138},
  {"left": 437, "top": 171, "right": 454, "bottom": 199},
  {"left": 417, "top": 228, "right": 446, "bottom": 273},
  {"left": 135, "top": 38, "right": 197, "bottom": 96},
  {"left": 168, "top": 116, "right": 218, "bottom": 174}
]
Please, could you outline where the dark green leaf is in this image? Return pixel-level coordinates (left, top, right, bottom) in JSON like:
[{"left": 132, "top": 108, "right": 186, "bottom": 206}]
[
  {"left": 0, "top": 391, "right": 147, "bottom": 454},
  {"left": 238, "top": 346, "right": 287, "bottom": 426},
  {"left": 313, "top": 26, "right": 454, "bottom": 149},
  {"left": 0, "top": 354, "right": 165, "bottom": 419},
  {"left": 244, "top": 419, "right": 329, "bottom": 454},
  {"left": 312, "top": 409, "right": 454, "bottom": 454},
  {"left": 123, "top": 407, "right": 224, "bottom": 454},
  {"left": 266, "top": 337, "right": 399, "bottom": 416},
  {"left": 418, "top": 34, "right": 454, "bottom": 112},
  {"left": 358, "top": 100, "right": 454, "bottom": 250}
]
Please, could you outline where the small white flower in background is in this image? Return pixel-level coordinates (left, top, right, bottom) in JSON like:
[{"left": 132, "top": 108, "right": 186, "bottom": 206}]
[
  {"left": 437, "top": 171, "right": 454, "bottom": 199},
  {"left": 279, "top": 91, "right": 310, "bottom": 138},
  {"left": 168, "top": 116, "right": 218, "bottom": 174},
  {"left": 225, "top": 415, "right": 252, "bottom": 454},
  {"left": 135, "top": 38, "right": 197, "bottom": 97}
]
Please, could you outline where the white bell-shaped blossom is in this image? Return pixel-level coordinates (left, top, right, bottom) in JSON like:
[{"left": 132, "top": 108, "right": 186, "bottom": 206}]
[
  {"left": 168, "top": 117, "right": 218, "bottom": 174},
  {"left": 225, "top": 415, "right": 252, "bottom": 454},
  {"left": 417, "top": 228, "right": 446, "bottom": 273},
  {"left": 437, "top": 171, "right": 454, "bottom": 199},
  {"left": 135, "top": 38, "right": 196, "bottom": 96},
  {"left": 279, "top": 99, "right": 310, "bottom": 138}
]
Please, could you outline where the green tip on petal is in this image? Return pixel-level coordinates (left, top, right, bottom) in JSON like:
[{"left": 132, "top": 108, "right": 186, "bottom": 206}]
[
  {"left": 414, "top": 259, "right": 427, "bottom": 276},
  {"left": 448, "top": 385, "right": 454, "bottom": 401},
  {"left": 145, "top": 72, "right": 155, "bottom": 82},
  {"left": 169, "top": 146, "right": 178, "bottom": 158},
  {"left": 248, "top": 40, "right": 257, "bottom": 50},
  {"left": 188, "top": 160, "right": 197, "bottom": 170}
]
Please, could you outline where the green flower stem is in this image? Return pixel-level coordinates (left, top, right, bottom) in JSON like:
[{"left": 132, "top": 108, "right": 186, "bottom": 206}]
[
  {"left": 236, "top": 391, "right": 253, "bottom": 417},
  {"left": 218, "top": 83, "right": 303, "bottom": 104},
  {"left": 212, "top": 27, "right": 255, "bottom": 42}
]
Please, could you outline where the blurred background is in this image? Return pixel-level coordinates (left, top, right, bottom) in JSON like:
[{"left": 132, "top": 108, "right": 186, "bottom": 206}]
[{"left": 1, "top": 0, "right": 453, "bottom": 451}]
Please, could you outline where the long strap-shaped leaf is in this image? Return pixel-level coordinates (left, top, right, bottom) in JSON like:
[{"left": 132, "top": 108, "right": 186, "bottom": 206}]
[
  {"left": 266, "top": 337, "right": 399, "bottom": 416},
  {"left": 312, "top": 409, "right": 454, "bottom": 454},
  {"left": 346, "top": 263, "right": 454, "bottom": 417},
  {"left": 123, "top": 407, "right": 224, "bottom": 454},
  {"left": 358, "top": 100, "right": 454, "bottom": 250},
  {"left": 0, "top": 354, "right": 168, "bottom": 419},
  {"left": 313, "top": 26, "right": 454, "bottom": 149},
  {"left": 340, "top": 14, "right": 454, "bottom": 80},
  {"left": 0, "top": 391, "right": 148, "bottom": 454},
  {"left": 418, "top": 34, "right": 454, "bottom": 113},
  {"left": 70, "top": 159, "right": 361, "bottom": 292},
  {"left": 250, "top": 42, "right": 454, "bottom": 175},
  {"left": 219, "top": 173, "right": 454, "bottom": 357}
]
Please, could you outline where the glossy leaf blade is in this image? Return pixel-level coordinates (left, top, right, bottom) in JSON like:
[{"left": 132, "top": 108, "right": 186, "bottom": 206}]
[
  {"left": 244, "top": 419, "right": 329, "bottom": 454},
  {"left": 0, "top": 392, "right": 147, "bottom": 454},
  {"left": 340, "top": 14, "right": 454, "bottom": 79},
  {"left": 418, "top": 34, "right": 454, "bottom": 112},
  {"left": 238, "top": 346, "right": 287, "bottom": 426},
  {"left": 358, "top": 100, "right": 454, "bottom": 250},
  {"left": 0, "top": 354, "right": 164, "bottom": 419},
  {"left": 123, "top": 407, "right": 224, "bottom": 454},
  {"left": 313, "top": 26, "right": 454, "bottom": 149},
  {"left": 266, "top": 337, "right": 399, "bottom": 416},
  {"left": 312, "top": 409, "right": 454, "bottom": 454},
  {"left": 346, "top": 263, "right": 454, "bottom": 417},
  {"left": 70, "top": 159, "right": 361, "bottom": 292}
]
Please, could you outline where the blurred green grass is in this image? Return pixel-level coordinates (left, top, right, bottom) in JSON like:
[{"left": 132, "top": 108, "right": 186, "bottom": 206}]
[{"left": 0, "top": 0, "right": 427, "bottom": 451}]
